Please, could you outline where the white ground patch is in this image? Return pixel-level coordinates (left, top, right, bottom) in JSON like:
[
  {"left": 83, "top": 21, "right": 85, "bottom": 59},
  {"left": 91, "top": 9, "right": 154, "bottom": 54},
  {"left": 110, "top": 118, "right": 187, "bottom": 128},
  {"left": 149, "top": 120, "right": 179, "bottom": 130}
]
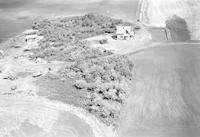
[
  {"left": 86, "top": 29, "right": 152, "bottom": 54},
  {"left": 0, "top": 96, "right": 112, "bottom": 137}
]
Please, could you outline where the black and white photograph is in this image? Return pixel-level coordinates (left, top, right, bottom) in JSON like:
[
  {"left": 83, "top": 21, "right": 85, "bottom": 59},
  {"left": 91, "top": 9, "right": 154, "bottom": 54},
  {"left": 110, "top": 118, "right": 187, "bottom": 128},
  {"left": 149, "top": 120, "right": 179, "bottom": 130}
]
[{"left": 0, "top": 0, "right": 200, "bottom": 137}]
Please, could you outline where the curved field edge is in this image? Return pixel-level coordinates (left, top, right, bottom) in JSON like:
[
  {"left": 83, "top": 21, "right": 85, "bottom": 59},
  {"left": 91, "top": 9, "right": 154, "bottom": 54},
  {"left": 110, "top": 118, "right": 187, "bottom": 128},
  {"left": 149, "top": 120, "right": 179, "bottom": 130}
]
[{"left": 0, "top": 96, "right": 113, "bottom": 137}]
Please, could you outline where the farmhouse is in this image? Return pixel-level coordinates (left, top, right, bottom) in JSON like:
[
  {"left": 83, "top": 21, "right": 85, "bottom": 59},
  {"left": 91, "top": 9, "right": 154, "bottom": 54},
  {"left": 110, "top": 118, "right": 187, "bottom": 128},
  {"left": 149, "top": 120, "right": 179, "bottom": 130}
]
[{"left": 116, "top": 26, "right": 135, "bottom": 40}]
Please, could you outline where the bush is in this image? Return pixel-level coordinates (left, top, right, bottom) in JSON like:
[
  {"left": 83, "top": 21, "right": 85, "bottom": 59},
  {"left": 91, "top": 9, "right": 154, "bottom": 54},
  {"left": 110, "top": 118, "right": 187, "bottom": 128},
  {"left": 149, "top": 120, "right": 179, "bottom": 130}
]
[
  {"left": 99, "top": 39, "right": 108, "bottom": 44},
  {"left": 74, "top": 80, "right": 88, "bottom": 89}
]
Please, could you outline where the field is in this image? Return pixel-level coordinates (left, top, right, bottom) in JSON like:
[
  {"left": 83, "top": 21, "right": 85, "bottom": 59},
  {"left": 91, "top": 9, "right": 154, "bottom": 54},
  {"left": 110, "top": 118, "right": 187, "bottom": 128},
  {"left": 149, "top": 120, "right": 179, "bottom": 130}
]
[
  {"left": 1, "top": 10, "right": 200, "bottom": 137},
  {"left": 117, "top": 43, "right": 200, "bottom": 137}
]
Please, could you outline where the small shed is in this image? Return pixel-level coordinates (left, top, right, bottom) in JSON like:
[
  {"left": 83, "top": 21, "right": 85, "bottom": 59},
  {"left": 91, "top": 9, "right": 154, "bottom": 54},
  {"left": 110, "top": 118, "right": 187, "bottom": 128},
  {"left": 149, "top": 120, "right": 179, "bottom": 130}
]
[
  {"left": 116, "top": 26, "right": 135, "bottom": 40},
  {"left": 23, "top": 29, "right": 39, "bottom": 42},
  {"left": 25, "top": 34, "right": 38, "bottom": 42},
  {"left": 23, "top": 29, "right": 38, "bottom": 35}
]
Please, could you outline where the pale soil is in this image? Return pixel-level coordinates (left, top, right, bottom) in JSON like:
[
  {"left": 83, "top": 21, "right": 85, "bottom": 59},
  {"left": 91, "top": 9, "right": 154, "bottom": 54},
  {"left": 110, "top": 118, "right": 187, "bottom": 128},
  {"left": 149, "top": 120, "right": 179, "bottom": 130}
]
[
  {"left": 0, "top": 33, "right": 113, "bottom": 137},
  {"left": 86, "top": 29, "right": 152, "bottom": 55},
  {"left": 117, "top": 43, "right": 200, "bottom": 137},
  {"left": 147, "top": 27, "right": 169, "bottom": 42},
  {"left": 86, "top": 27, "right": 172, "bottom": 55},
  {"left": 0, "top": 96, "right": 111, "bottom": 137},
  {"left": 0, "top": 36, "right": 61, "bottom": 97}
]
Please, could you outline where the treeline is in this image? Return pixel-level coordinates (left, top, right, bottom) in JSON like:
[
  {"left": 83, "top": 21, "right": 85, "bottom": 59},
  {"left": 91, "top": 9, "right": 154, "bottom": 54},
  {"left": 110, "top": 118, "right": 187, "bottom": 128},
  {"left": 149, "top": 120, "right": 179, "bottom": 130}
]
[{"left": 32, "top": 13, "right": 132, "bottom": 44}]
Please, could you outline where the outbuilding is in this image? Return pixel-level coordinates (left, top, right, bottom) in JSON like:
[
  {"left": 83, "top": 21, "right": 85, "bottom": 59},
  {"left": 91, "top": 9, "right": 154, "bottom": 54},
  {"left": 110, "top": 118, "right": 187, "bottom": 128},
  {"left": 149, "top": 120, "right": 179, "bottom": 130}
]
[
  {"left": 23, "top": 29, "right": 39, "bottom": 42},
  {"left": 116, "top": 26, "right": 135, "bottom": 40}
]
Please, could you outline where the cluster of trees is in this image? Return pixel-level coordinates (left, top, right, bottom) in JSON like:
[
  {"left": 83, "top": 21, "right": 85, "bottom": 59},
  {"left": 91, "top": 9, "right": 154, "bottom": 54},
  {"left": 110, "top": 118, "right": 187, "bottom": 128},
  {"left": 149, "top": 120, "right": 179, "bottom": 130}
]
[
  {"left": 72, "top": 77, "right": 128, "bottom": 125},
  {"left": 31, "top": 13, "right": 134, "bottom": 126},
  {"left": 32, "top": 13, "right": 132, "bottom": 44},
  {"left": 166, "top": 15, "right": 191, "bottom": 41},
  {"left": 67, "top": 55, "right": 133, "bottom": 82},
  {"left": 30, "top": 41, "right": 112, "bottom": 61},
  {"left": 31, "top": 13, "right": 132, "bottom": 62},
  {"left": 62, "top": 55, "right": 133, "bottom": 126}
]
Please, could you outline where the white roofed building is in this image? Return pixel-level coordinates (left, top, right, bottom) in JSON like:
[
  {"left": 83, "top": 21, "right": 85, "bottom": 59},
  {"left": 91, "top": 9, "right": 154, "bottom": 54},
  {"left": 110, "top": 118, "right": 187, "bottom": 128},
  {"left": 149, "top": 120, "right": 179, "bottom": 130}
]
[{"left": 116, "top": 26, "right": 135, "bottom": 40}]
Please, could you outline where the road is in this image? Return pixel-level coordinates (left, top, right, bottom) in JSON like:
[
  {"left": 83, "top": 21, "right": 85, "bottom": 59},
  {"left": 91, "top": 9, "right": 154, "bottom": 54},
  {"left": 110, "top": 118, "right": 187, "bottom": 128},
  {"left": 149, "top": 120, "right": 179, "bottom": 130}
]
[{"left": 117, "top": 43, "right": 200, "bottom": 137}]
